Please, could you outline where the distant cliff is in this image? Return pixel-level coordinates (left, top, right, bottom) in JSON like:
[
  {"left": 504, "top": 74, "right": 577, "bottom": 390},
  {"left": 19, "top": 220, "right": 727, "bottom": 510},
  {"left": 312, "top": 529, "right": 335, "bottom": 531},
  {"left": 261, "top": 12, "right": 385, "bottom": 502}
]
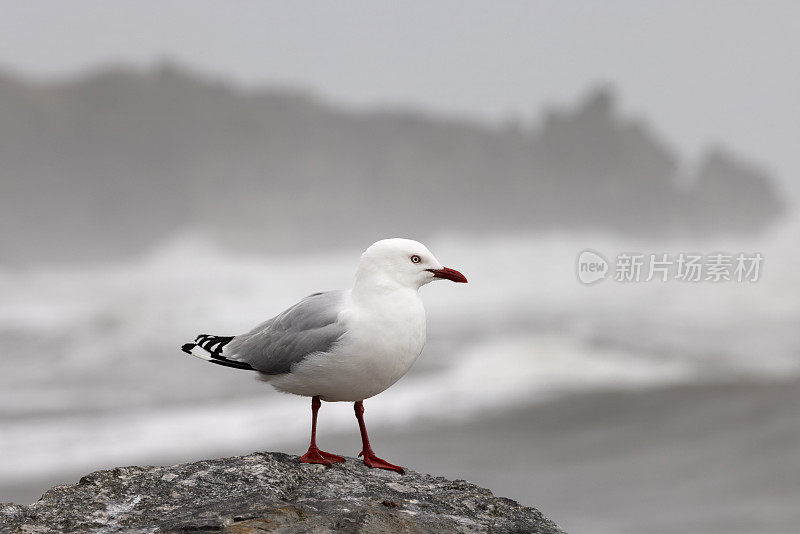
[
  {"left": 0, "top": 63, "right": 787, "bottom": 262},
  {"left": 0, "top": 451, "right": 565, "bottom": 533}
]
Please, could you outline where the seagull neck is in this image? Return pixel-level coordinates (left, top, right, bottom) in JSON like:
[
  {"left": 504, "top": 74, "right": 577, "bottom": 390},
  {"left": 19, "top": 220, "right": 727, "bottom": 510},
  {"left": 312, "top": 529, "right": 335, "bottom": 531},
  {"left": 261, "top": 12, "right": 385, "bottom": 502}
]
[{"left": 351, "top": 273, "right": 416, "bottom": 303}]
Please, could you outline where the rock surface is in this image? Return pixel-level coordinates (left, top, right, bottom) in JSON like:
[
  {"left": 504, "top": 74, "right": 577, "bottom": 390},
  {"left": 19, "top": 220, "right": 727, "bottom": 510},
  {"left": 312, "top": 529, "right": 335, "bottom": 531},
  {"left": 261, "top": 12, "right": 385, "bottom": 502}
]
[{"left": 0, "top": 451, "right": 564, "bottom": 533}]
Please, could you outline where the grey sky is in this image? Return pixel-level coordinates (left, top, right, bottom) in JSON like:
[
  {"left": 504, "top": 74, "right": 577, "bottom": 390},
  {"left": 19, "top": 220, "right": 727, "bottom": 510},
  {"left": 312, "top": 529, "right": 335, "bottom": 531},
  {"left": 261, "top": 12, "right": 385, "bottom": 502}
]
[{"left": 1, "top": 1, "right": 798, "bottom": 194}]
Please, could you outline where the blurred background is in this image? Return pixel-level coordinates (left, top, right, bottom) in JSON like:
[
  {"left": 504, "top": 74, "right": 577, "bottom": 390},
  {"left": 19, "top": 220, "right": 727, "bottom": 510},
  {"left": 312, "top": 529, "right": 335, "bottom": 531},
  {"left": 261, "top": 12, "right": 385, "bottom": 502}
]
[{"left": 1, "top": 2, "right": 799, "bottom": 533}]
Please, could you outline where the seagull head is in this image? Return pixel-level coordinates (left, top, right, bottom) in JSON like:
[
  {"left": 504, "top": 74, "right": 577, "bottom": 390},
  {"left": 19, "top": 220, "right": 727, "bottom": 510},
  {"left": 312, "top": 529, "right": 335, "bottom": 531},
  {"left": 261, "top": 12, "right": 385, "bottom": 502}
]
[{"left": 356, "top": 238, "right": 468, "bottom": 290}]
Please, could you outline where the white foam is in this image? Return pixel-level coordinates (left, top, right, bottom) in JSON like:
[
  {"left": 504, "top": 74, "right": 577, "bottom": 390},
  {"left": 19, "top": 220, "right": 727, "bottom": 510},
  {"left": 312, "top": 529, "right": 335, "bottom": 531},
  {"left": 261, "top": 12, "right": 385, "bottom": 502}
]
[{"left": 2, "top": 220, "right": 800, "bottom": 484}]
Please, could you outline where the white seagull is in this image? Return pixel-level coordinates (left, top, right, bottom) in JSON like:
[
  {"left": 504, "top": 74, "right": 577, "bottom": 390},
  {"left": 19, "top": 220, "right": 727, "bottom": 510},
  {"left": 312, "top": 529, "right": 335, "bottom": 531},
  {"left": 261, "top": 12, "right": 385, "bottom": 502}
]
[{"left": 181, "top": 238, "right": 467, "bottom": 473}]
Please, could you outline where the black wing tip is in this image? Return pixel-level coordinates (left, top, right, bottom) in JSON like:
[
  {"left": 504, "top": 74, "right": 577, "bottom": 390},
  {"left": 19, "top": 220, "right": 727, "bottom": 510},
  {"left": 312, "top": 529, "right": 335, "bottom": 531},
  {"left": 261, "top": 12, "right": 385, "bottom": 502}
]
[
  {"left": 209, "top": 359, "right": 255, "bottom": 371},
  {"left": 182, "top": 337, "right": 255, "bottom": 371}
]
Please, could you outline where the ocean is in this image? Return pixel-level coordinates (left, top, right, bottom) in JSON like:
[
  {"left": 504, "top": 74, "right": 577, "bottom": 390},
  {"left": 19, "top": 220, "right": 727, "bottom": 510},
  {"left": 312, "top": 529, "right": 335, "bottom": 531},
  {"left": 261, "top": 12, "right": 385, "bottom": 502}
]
[{"left": 2, "top": 220, "right": 798, "bottom": 532}]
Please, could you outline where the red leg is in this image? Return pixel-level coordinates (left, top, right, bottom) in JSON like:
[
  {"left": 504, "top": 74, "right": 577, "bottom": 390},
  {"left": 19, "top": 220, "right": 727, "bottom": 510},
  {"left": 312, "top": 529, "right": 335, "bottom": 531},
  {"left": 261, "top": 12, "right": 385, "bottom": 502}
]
[
  {"left": 354, "top": 401, "right": 404, "bottom": 473},
  {"left": 299, "top": 396, "right": 344, "bottom": 466}
]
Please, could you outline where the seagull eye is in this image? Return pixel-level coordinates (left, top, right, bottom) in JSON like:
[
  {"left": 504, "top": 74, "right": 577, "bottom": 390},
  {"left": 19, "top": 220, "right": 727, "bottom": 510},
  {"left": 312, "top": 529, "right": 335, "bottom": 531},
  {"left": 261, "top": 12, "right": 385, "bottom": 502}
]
[{"left": 410, "top": 255, "right": 421, "bottom": 264}]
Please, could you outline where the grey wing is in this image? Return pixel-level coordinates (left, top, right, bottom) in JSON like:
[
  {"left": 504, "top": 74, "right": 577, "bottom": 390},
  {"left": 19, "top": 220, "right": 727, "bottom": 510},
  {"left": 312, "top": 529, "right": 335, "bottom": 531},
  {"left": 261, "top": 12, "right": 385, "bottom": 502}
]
[{"left": 224, "top": 290, "right": 347, "bottom": 375}]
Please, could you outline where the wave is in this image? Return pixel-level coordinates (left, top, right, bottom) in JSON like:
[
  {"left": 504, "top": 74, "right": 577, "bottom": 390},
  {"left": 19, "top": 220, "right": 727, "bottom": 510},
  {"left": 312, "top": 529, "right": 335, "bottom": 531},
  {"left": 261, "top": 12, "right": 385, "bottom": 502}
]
[{"left": 1, "top": 220, "right": 799, "bottom": 484}]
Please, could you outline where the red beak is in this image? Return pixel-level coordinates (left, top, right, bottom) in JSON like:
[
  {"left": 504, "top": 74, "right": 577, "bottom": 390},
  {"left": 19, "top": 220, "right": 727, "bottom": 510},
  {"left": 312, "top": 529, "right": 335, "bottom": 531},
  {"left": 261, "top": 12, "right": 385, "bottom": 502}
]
[{"left": 427, "top": 266, "right": 468, "bottom": 283}]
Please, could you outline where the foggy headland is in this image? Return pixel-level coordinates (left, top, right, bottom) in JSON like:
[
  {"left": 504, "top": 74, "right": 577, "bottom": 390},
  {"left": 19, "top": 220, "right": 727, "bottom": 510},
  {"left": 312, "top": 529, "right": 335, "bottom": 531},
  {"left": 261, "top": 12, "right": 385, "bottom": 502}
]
[{"left": 0, "top": 63, "right": 786, "bottom": 264}]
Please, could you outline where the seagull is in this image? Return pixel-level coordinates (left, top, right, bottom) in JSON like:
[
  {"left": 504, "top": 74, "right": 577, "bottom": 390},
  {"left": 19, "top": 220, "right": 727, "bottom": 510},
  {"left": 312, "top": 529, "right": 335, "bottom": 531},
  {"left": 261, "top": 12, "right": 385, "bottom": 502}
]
[{"left": 181, "top": 238, "right": 467, "bottom": 473}]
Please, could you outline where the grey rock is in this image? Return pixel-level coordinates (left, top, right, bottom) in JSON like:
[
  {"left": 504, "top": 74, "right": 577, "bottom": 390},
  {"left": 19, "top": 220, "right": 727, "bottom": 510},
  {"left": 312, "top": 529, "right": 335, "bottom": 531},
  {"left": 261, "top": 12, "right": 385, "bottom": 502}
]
[{"left": 0, "top": 452, "right": 565, "bottom": 533}]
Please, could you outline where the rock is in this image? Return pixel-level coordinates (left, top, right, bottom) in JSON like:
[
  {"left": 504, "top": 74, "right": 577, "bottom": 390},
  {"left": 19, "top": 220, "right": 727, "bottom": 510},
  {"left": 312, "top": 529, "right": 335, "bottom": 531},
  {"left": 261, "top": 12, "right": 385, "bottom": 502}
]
[{"left": 0, "top": 451, "right": 565, "bottom": 533}]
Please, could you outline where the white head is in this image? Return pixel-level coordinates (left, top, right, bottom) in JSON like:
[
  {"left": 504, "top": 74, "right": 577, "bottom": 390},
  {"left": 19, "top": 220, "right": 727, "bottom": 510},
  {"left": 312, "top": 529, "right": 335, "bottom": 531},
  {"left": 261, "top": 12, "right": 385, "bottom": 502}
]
[{"left": 355, "top": 238, "right": 468, "bottom": 291}]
